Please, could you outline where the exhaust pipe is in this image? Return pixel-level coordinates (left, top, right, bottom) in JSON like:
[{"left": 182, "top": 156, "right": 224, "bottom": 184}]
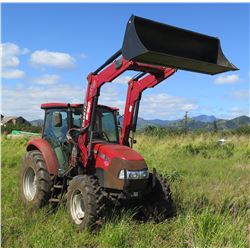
[{"left": 122, "top": 15, "right": 238, "bottom": 75}]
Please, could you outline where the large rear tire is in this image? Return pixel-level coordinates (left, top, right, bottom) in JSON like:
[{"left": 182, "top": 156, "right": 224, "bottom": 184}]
[
  {"left": 19, "top": 150, "right": 52, "bottom": 208},
  {"left": 141, "top": 174, "right": 175, "bottom": 222},
  {"left": 66, "top": 175, "right": 106, "bottom": 231}
]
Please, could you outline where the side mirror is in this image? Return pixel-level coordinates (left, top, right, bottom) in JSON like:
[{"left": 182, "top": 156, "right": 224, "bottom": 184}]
[{"left": 53, "top": 112, "right": 62, "bottom": 127}]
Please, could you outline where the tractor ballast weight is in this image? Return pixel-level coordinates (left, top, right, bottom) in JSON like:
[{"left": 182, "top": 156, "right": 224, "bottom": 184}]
[{"left": 122, "top": 15, "right": 238, "bottom": 75}]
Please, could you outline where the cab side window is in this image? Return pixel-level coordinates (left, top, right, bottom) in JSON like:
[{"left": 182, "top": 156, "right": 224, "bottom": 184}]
[
  {"left": 72, "top": 109, "right": 82, "bottom": 128},
  {"left": 43, "top": 109, "right": 68, "bottom": 144}
]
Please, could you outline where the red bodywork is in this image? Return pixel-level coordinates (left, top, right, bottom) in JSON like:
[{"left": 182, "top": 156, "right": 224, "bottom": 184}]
[
  {"left": 27, "top": 57, "right": 176, "bottom": 178},
  {"left": 94, "top": 142, "right": 145, "bottom": 169},
  {"left": 27, "top": 138, "right": 59, "bottom": 175},
  {"left": 41, "top": 103, "right": 83, "bottom": 109},
  {"left": 80, "top": 56, "right": 176, "bottom": 171}
]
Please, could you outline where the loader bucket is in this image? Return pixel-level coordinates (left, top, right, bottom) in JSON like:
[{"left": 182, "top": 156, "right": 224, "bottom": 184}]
[{"left": 122, "top": 15, "right": 238, "bottom": 75}]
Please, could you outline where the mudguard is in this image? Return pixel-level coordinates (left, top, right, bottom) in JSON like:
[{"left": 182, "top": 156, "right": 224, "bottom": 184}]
[{"left": 26, "top": 138, "right": 58, "bottom": 175}]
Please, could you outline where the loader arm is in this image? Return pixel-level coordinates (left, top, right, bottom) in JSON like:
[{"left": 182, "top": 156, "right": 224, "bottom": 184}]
[
  {"left": 79, "top": 15, "right": 237, "bottom": 172},
  {"left": 79, "top": 52, "right": 176, "bottom": 169},
  {"left": 120, "top": 67, "right": 176, "bottom": 146}
]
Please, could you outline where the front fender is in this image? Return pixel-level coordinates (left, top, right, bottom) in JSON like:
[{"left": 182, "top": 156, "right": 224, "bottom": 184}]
[{"left": 26, "top": 138, "right": 58, "bottom": 175}]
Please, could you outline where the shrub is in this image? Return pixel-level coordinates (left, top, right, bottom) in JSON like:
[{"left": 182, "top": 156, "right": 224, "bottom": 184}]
[{"left": 1, "top": 123, "right": 42, "bottom": 134}]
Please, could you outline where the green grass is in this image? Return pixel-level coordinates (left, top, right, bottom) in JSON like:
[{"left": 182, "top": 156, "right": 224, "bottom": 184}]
[{"left": 1, "top": 134, "right": 250, "bottom": 247}]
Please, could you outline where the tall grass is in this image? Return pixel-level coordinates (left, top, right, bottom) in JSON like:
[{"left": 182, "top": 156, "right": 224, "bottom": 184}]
[{"left": 1, "top": 134, "right": 250, "bottom": 247}]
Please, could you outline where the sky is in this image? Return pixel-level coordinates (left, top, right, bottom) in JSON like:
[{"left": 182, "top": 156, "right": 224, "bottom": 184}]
[{"left": 1, "top": 3, "right": 250, "bottom": 121}]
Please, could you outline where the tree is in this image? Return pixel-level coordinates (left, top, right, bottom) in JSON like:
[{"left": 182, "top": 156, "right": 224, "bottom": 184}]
[{"left": 213, "top": 120, "right": 218, "bottom": 133}]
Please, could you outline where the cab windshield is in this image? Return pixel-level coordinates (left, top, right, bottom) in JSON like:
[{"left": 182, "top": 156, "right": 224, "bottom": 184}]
[{"left": 93, "top": 106, "right": 119, "bottom": 143}]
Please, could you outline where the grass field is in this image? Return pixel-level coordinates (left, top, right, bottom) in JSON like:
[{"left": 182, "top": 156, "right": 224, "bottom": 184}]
[{"left": 1, "top": 133, "right": 250, "bottom": 247}]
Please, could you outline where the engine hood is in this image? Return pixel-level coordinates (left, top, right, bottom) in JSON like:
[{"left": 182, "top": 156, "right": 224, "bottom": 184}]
[
  {"left": 93, "top": 142, "right": 148, "bottom": 190},
  {"left": 93, "top": 142, "right": 144, "bottom": 162}
]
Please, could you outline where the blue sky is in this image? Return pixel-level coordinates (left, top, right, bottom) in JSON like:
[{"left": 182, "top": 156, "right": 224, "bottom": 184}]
[{"left": 1, "top": 3, "right": 249, "bottom": 120}]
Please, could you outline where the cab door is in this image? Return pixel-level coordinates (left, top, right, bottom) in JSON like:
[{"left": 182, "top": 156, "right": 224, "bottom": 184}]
[{"left": 42, "top": 108, "right": 69, "bottom": 174}]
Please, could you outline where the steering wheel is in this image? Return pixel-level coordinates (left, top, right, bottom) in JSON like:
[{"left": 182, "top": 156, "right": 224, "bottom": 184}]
[{"left": 102, "top": 131, "right": 110, "bottom": 142}]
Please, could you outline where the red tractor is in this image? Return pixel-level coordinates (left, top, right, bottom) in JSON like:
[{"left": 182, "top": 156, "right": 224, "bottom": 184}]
[{"left": 19, "top": 15, "right": 237, "bottom": 230}]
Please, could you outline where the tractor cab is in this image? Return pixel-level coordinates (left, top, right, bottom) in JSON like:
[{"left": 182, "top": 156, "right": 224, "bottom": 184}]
[{"left": 41, "top": 103, "right": 119, "bottom": 174}]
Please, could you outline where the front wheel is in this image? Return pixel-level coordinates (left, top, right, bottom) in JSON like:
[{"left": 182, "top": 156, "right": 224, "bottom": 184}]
[
  {"left": 140, "top": 174, "right": 176, "bottom": 222},
  {"left": 67, "top": 175, "right": 106, "bottom": 231}
]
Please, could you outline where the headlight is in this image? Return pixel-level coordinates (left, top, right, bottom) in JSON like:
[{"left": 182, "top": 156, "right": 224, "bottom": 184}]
[{"left": 118, "top": 169, "right": 149, "bottom": 180}]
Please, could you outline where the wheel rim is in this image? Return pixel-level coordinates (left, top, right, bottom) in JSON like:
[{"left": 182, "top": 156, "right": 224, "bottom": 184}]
[
  {"left": 23, "top": 167, "right": 37, "bottom": 201},
  {"left": 70, "top": 190, "right": 85, "bottom": 224}
]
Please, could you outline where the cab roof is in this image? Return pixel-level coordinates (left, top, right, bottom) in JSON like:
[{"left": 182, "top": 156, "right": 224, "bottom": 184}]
[
  {"left": 41, "top": 103, "right": 119, "bottom": 111},
  {"left": 41, "top": 103, "right": 82, "bottom": 109}
]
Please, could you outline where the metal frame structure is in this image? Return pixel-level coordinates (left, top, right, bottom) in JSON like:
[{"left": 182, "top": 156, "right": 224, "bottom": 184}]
[{"left": 79, "top": 50, "right": 176, "bottom": 170}]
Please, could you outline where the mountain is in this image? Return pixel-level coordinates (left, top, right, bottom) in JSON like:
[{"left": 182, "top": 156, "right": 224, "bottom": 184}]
[
  {"left": 216, "top": 116, "right": 250, "bottom": 130},
  {"left": 136, "top": 117, "right": 171, "bottom": 128},
  {"left": 136, "top": 115, "right": 250, "bottom": 131},
  {"left": 30, "top": 119, "right": 44, "bottom": 126},
  {"left": 29, "top": 115, "right": 249, "bottom": 131},
  {"left": 192, "top": 115, "right": 217, "bottom": 123},
  {"left": 136, "top": 115, "right": 217, "bottom": 128}
]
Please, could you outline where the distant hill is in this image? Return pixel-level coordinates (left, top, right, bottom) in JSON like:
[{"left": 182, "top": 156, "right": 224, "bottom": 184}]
[
  {"left": 136, "top": 117, "right": 171, "bottom": 127},
  {"left": 30, "top": 119, "right": 44, "bottom": 127},
  {"left": 192, "top": 115, "right": 216, "bottom": 123},
  {"left": 216, "top": 116, "right": 250, "bottom": 130},
  {"left": 29, "top": 115, "right": 250, "bottom": 131},
  {"left": 136, "top": 115, "right": 250, "bottom": 131}
]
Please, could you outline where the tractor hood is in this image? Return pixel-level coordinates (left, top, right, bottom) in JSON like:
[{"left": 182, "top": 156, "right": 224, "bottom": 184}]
[
  {"left": 93, "top": 142, "right": 148, "bottom": 190},
  {"left": 94, "top": 142, "right": 144, "bottom": 162}
]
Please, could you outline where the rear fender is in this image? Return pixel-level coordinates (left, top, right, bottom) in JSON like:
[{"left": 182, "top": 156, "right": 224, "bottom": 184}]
[{"left": 26, "top": 138, "right": 58, "bottom": 175}]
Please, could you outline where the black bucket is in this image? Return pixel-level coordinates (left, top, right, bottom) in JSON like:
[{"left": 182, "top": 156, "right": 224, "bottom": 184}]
[{"left": 122, "top": 15, "right": 238, "bottom": 75}]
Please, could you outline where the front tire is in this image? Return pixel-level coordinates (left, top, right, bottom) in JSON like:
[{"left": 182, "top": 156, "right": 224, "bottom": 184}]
[
  {"left": 67, "top": 175, "right": 106, "bottom": 231},
  {"left": 141, "top": 174, "right": 176, "bottom": 222},
  {"left": 19, "top": 150, "right": 52, "bottom": 208}
]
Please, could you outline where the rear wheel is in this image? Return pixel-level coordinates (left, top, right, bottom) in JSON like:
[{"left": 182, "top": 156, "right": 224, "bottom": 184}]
[
  {"left": 19, "top": 150, "right": 52, "bottom": 208},
  {"left": 141, "top": 174, "right": 175, "bottom": 222},
  {"left": 67, "top": 175, "right": 106, "bottom": 231}
]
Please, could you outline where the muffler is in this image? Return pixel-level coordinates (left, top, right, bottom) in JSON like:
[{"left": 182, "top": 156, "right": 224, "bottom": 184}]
[{"left": 122, "top": 15, "right": 238, "bottom": 75}]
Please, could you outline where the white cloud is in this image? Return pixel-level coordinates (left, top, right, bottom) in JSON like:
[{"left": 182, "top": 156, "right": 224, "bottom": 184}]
[
  {"left": 139, "top": 93, "right": 198, "bottom": 119},
  {"left": 22, "top": 48, "right": 30, "bottom": 55},
  {"left": 1, "top": 69, "right": 25, "bottom": 79},
  {"left": 30, "top": 50, "right": 75, "bottom": 69},
  {"left": 2, "top": 83, "right": 124, "bottom": 120},
  {"left": 0, "top": 42, "right": 29, "bottom": 68},
  {"left": 113, "top": 75, "right": 131, "bottom": 85},
  {"left": 31, "top": 74, "right": 60, "bottom": 85},
  {"left": 2, "top": 80, "right": 198, "bottom": 121},
  {"left": 1, "top": 56, "right": 19, "bottom": 68},
  {"left": 98, "top": 86, "right": 198, "bottom": 120},
  {"left": 79, "top": 53, "right": 88, "bottom": 59},
  {"left": 2, "top": 83, "right": 84, "bottom": 120},
  {"left": 230, "top": 107, "right": 249, "bottom": 117},
  {"left": 230, "top": 90, "right": 249, "bottom": 100},
  {"left": 99, "top": 84, "right": 125, "bottom": 113},
  {"left": 214, "top": 74, "right": 240, "bottom": 84}
]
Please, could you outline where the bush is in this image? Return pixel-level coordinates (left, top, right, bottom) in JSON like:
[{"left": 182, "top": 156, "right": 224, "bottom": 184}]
[
  {"left": 231, "top": 125, "right": 250, "bottom": 136},
  {"left": 143, "top": 125, "right": 250, "bottom": 137},
  {"left": 1, "top": 123, "right": 42, "bottom": 135},
  {"left": 181, "top": 142, "right": 235, "bottom": 159},
  {"left": 144, "top": 126, "right": 185, "bottom": 137}
]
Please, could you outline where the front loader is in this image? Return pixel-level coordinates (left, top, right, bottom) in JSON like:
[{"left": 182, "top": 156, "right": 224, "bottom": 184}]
[{"left": 19, "top": 15, "right": 237, "bottom": 230}]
